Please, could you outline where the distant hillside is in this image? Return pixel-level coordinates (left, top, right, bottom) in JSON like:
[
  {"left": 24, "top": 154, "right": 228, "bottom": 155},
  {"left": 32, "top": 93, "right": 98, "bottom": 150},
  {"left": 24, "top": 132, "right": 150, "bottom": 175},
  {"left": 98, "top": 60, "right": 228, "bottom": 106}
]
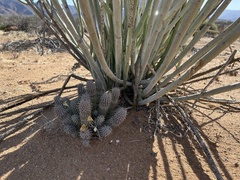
[
  {"left": 218, "top": 9, "right": 240, "bottom": 22},
  {"left": 0, "top": 0, "right": 33, "bottom": 16}
]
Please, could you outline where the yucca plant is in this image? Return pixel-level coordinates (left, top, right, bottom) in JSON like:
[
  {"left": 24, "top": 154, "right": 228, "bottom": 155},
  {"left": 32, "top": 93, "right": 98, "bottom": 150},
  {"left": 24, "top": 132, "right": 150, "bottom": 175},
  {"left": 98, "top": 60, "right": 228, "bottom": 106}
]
[{"left": 19, "top": 0, "right": 240, "bottom": 106}]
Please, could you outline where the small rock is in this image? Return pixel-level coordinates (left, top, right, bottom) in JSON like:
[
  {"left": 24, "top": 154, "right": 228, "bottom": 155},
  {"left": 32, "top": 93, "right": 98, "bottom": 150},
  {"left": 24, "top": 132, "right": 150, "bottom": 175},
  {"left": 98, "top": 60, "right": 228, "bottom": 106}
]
[
  {"left": 234, "top": 162, "right": 239, "bottom": 167},
  {"left": 116, "top": 140, "right": 120, "bottom": 144},
  {"left": 109, "top": 140, "right": 113, "bottom": 144}
]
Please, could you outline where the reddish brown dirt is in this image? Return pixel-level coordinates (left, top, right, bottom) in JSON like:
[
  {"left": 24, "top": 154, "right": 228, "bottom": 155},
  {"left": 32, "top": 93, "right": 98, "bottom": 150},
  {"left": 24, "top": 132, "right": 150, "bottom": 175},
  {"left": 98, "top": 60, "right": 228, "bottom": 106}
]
[{"left": 0, "top": 31, "right": 240, "bottom": 179}]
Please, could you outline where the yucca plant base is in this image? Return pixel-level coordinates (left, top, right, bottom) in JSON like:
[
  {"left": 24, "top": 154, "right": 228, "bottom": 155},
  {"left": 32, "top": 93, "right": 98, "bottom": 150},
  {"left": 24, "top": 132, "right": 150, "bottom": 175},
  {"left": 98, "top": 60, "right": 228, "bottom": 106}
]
[{"left": 54, "top": 80, "right": 127, "bottom": 147}]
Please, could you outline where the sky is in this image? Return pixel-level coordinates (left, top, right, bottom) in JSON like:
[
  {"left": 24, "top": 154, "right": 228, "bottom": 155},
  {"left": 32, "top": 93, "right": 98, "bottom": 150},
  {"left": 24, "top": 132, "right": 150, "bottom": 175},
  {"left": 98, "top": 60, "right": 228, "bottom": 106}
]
[
  {"left": 226, "top": 0, "right": 240, "bottom": 10},
  {"left": 66, "top": 0, "right": 240, "bottom": 10}
]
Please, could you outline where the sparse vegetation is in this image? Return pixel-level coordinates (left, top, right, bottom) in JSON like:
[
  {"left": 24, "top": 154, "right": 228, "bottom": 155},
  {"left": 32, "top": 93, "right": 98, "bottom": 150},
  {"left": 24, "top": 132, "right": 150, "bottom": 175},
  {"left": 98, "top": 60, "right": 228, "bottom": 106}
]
[
  {"left": 0, "top": 0, "right": 237, "bottom": 178},
  {"left": 54, "top": 81, "right": 127, "bottom": 147},
  {"left": 0, "top": 15, "right": 43, "bottom": 32}
]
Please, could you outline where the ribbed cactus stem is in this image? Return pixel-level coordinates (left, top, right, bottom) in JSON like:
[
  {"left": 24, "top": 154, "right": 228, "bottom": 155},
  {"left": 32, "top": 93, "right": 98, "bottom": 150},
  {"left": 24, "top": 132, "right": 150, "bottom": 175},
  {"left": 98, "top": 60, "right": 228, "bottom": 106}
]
[
  {"left": 70, "top": 97, "right": 79, "bottom": 114},
  {"left": 63, "top": 124, "right": 79, "bottom": 138},
  {"left": 95, "top": 79, "right": 105, "bottom": 92},
  {"left": 71, "top": 114, "right": 81, "bottom": 126},
  {"left": 95, "top": 79, "right": 105, "bottom": 100},
  {"left": 111, "top": 87, "right": 120, "bottom": 109},
  {"left": 78, "top": 94, "right": 92, "bottom": 123},
  {"left": 53, "top": 96, "right": 70, "bottom": 119},
  {"left": 77, "top": 83, "right": 86, "bottom": 97},
  {"left": 62, "top": 114, "right": 73, "bottom": 125},
  {"left": 86, "top": 80, "right": 98, "bottom": 110},
  {"left": 98, "top": 91, "right": 112, "bottom": 116},
  {"left": 99, "top": 125, "right": 112, "bottom": 138},
  {"left": 79, "top": 128, "right": 92, "bottom": 140},
  {"left": 95, "top": 115, "right": 105, "bottom": 127},
  {"left": 107, "top": 107, "right": 127, "bottom": 127},
  {"left": 86, "top": 80, "right": 96, "bottom": 96}
]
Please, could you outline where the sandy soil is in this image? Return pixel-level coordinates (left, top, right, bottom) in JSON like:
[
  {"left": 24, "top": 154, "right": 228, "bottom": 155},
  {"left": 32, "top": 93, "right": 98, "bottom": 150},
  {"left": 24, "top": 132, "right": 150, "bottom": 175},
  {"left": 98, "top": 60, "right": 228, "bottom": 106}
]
[{"left": 0, "top": 31, "right": 240, "bottom": 180}]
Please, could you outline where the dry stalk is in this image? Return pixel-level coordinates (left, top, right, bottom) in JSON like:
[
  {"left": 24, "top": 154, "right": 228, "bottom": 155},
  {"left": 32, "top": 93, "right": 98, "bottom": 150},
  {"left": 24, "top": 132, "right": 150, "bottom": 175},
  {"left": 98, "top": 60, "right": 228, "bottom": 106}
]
[{"left": 165, "top": 95, "right": 223, "bottom": 180}]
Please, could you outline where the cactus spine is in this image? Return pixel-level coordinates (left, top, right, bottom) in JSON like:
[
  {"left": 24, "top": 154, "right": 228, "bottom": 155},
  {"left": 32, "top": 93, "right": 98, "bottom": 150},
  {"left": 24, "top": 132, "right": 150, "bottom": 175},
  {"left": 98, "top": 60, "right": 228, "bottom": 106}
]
[
  {"left": 98, "top": 91, "right": 112, "bottom": 116},
  {"left": 78, "top": 94, "right": 92, "bottom": 124}
]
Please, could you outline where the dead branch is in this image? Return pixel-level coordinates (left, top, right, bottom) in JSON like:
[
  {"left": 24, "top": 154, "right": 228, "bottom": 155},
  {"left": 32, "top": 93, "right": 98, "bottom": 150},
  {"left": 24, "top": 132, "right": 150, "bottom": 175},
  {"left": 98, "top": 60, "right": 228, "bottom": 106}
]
[
  {"left": 58, "top": 74, "right": 93, "bottom": 97},
  {"left": 165, "top": 95, "right": 223, "bottom": 180},
  {"left": 183, "top": 67, "right": 240, "bottom": 85},
  {"left": 187, "top": 54, "right": 239, "bottom": 81},
  {"left": 0, "top": 85, "right": 77, "bottom": 113}
]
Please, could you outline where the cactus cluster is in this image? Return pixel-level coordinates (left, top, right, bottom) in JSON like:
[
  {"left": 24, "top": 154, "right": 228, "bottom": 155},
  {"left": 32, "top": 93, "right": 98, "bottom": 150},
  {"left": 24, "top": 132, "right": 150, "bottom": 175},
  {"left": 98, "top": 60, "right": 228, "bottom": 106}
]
[{"left": 53, "top": 80, "right": 127, "bottom": 147}]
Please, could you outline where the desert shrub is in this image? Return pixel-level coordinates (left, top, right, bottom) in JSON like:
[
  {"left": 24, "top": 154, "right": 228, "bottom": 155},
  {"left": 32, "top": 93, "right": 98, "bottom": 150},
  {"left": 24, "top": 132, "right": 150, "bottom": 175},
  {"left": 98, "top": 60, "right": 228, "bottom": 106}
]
[
  {"left": 21, "top": 0, "right": 240, "bottom": 107},
  {"left": 54, "top": 81, "right": 127, "bottom": 147},
  {"left": 199, "top": 19, "right": 219, "bottom": 37},
  {"left": 0, "top": 15, "right": 43, "bottom": 32}
]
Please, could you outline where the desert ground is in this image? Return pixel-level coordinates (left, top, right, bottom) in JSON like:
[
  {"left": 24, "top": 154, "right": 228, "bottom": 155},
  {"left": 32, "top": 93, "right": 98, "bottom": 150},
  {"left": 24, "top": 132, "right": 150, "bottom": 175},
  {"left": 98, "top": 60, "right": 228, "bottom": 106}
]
[{"left": 0, "top": 30, "right": 240, "bottom": 180}]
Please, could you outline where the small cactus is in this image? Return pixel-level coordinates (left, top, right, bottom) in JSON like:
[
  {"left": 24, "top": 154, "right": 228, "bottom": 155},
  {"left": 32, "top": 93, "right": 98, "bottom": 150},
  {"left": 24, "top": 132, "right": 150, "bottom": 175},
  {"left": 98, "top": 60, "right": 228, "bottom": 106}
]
[
  {"left": 78, "top": 94, "right": 91, "bottom": 123},
  {"left": 53, "top": 96, "right": 70, "bottom": 119},
  {"left": 99, "top": 125, "right": 112, "bottom": 138},
  {"left": 111, "top": 87, "right": 120, "bottom": 105},
  {"left": 98, "top": 91, "right": 112, "bottom": 116},
  {"left": 95, "top": 115, "right": 105, "bottom": 127},
  {"left": 63, "top": 124, "right": 79, "bottom": 138},
  {"left": 106, "top": 107, "right": 127, "bottom": 127},
  {"left": 86, "top": 80, "right": 98, "bottom": 110},
  {"left": 62, "top": 114, "right": 73, "bottom": 125},
  {"left": 86, "top": 80, "right": 96, "bottom": 96},
  {"left": 95, "top": 79, "right": 105, "bottom": 93},
  {"left": 71, "top": 114, "right": 81, "bottom": 126},
  {"left": 53, "top": 81, "right": 127, "bottom": 146},
  {"left": 77, "top": 84, "right": 86, "bottom": 97},
  {"left": 79, "top": 128, "right": 92, "bottom": 140},
  {"left": 70, "top": 98, "right": 79, "bottom": 114}
]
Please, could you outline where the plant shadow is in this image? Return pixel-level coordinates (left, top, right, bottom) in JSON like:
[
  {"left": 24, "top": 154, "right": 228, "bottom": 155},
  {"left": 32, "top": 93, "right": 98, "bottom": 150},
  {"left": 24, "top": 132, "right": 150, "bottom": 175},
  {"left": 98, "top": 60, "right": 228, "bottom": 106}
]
[{"left": 0, "top": 102, "right": 239, "bottom": 179}]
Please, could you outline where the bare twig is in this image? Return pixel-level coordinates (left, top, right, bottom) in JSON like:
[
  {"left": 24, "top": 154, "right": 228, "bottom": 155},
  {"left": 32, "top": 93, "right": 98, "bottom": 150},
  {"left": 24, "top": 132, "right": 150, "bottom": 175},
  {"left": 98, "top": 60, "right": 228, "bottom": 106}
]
[
  {"left": 0, "top": 85, "right": 77, "bottom": 113},
  {"left": 165, "top": 95, "right": 223, "bottom": 180},
  {"left": 183, "top": 67, "right": 240, "bottom": 85},
  {"left": 58, "top": 74, "right": 92, "bottom": 97},
  {"left": 187, "top": 55, "right": 239, "bottom": 82}
]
